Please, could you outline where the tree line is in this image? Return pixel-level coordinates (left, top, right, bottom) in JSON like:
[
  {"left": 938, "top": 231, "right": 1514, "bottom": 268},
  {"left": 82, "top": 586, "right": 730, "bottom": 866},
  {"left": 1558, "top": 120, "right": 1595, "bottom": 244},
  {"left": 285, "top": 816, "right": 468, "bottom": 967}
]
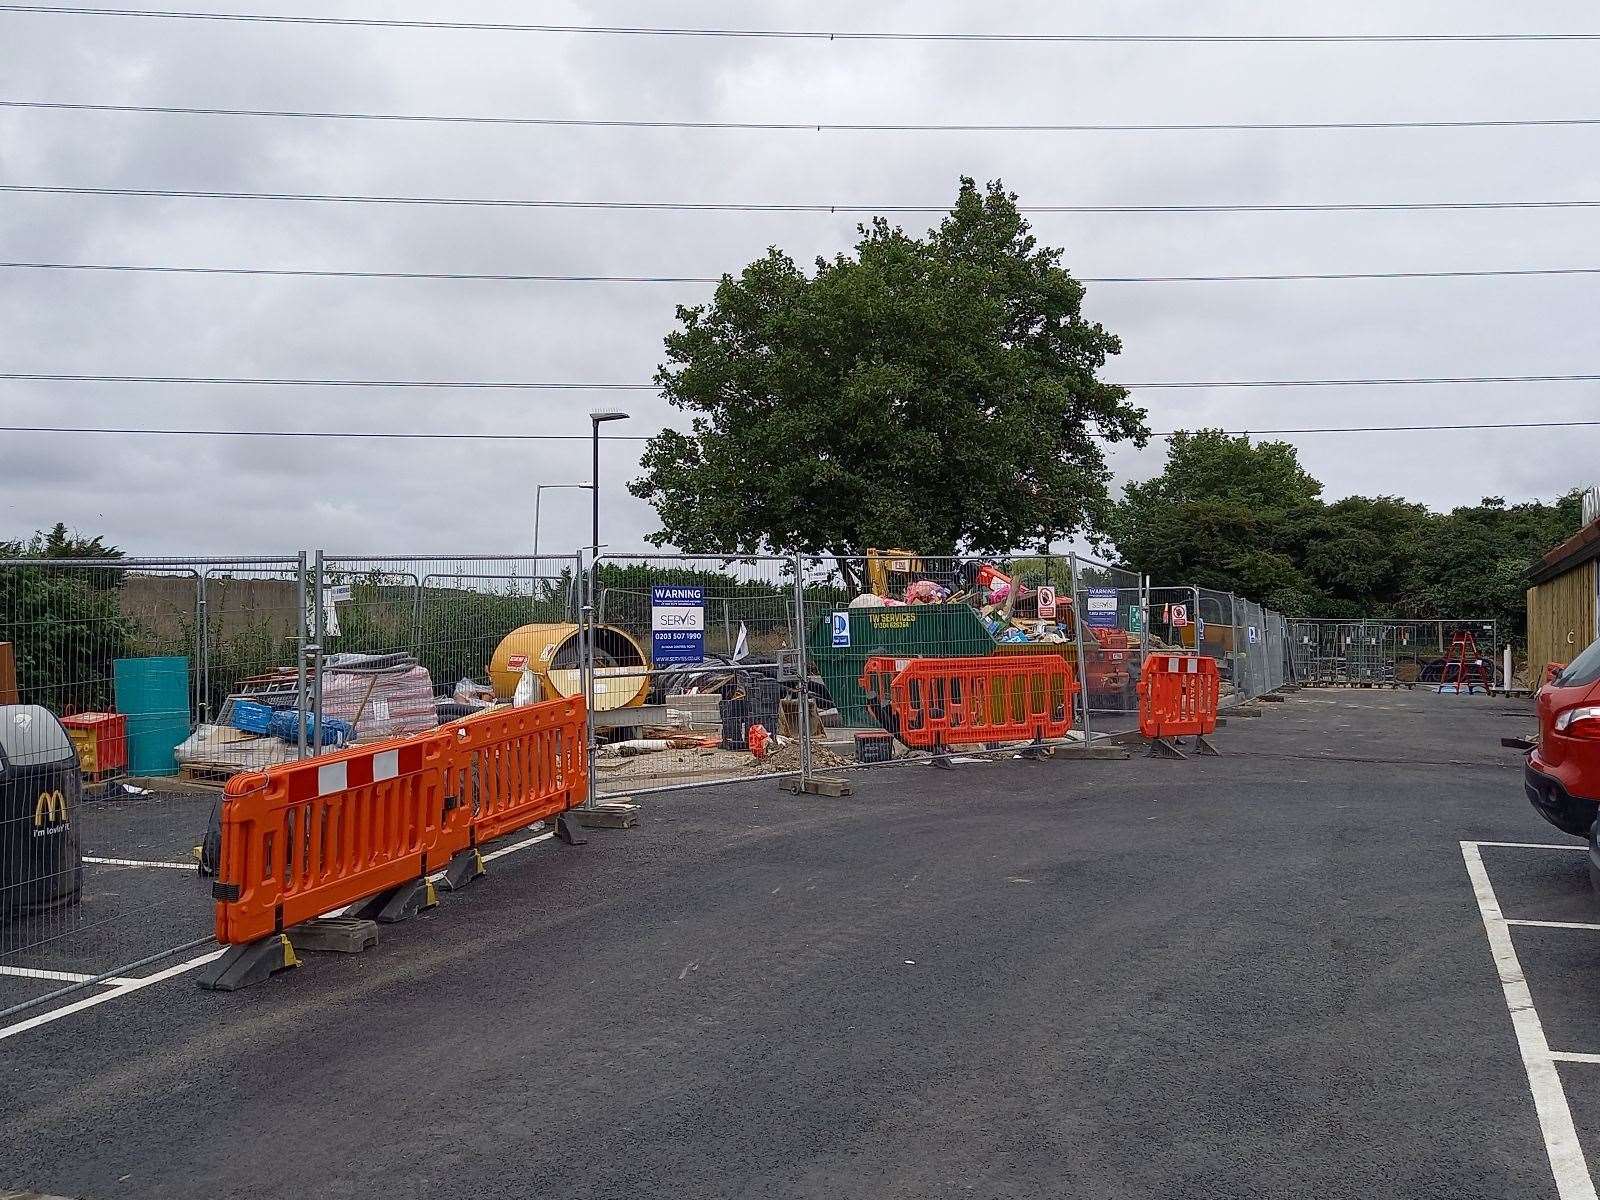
[
  {"left": 626, "top": 177, "right": 1584, "bottom": 636},
  {"left": 1102, "top": 431, "right": 1580, "bottom": 637}
]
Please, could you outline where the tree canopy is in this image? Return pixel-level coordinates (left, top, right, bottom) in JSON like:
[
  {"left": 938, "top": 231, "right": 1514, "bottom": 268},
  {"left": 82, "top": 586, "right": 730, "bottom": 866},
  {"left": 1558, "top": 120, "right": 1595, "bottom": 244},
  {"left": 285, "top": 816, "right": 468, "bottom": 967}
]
[
  {"left": 1104, "top": 431, "right": 1583, "bottom": 635},
  {"left": 630, "top": 178, "right": 1147, "bottom": 581},
  {"left": 2, "top": 522, "right": 123, "bottom": 562},
  {"left": 1, "top": 524, "right": 133, "bottom": 710}
]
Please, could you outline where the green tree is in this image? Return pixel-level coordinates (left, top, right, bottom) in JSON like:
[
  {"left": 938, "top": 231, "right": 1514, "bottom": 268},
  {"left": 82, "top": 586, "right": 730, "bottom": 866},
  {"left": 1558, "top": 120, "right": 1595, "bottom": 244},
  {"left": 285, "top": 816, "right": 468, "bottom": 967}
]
[
  {"left": 1398, "top": 494, "right": 1584, "bottom": 634},
  {"left": 1103, "top": 430, "right": 1323, "bottom": 609},
  {"left": 1296, "top": 496, "right": 1432, "bottom": 616},
  {"left": 1, "top": 526, "right": 134, "bottom": 711},
  {"left": 1107, "top": 434, "right": 1584, "bottom": 638},
  {"left": 35, "top": 522, "right": 123, "bottom": 561},
  {"left": 629, "top": 178, "right": 1147, "bottom": 587}
]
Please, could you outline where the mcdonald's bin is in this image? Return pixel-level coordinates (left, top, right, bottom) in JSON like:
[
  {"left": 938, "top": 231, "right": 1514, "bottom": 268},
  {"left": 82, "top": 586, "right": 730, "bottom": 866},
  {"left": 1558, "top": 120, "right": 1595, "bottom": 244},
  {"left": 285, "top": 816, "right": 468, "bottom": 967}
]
[{"left": 0, "top": 705, "right": 84, "bottom": 916}]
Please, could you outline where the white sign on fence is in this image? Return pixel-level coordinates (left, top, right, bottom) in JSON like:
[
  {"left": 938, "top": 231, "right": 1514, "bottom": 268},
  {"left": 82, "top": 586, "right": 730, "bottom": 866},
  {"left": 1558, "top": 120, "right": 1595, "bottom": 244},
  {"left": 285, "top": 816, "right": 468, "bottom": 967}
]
[{"left": 650, "top": 585, "right": 706, "bottom": 664}]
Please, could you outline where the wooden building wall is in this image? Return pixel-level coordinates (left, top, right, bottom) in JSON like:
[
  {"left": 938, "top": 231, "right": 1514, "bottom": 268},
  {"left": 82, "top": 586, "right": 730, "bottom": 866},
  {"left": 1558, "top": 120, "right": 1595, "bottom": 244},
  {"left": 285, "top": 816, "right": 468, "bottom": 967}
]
[{"left": 1527, "top": 560, "right": 1599, "bottom": 673}]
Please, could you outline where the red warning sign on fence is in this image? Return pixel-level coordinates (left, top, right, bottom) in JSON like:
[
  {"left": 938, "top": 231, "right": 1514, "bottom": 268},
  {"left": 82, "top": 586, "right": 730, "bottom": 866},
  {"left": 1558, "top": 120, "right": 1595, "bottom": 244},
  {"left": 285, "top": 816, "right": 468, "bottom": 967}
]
[
  {"left": 1170, "top": 604, "right": 1189, "bottom": 627},
  {"left": 1037, "top": 586, "right": 1057, "bottom": 619}
]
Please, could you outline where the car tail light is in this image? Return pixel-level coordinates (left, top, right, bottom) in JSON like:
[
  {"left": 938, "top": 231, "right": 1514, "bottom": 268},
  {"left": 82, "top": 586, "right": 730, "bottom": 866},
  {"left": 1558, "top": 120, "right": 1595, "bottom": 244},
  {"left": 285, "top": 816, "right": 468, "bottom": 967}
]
[{"left": 1554, "top": 706, "right": 1600, "bottom": 737}]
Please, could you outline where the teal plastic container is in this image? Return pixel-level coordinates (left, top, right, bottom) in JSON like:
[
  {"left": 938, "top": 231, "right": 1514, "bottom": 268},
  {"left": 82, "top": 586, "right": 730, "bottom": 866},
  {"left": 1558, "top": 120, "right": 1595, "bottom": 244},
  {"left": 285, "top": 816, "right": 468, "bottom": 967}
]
[{"left": 113, "top": 656, "right": 192, "bottom": 776}]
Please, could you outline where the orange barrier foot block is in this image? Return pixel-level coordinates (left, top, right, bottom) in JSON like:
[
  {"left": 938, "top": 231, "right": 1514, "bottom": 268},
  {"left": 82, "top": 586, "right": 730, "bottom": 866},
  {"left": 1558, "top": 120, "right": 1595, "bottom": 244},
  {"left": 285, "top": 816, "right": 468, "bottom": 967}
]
[
  {"left": 195, "top": 933, "right": 299, "bottom": 993},
  {"left": 438, "top": 848, "right": 487, "bottom": 893},
  {"left": 350, "top": 877, "right": 440, "bottom": 925}
]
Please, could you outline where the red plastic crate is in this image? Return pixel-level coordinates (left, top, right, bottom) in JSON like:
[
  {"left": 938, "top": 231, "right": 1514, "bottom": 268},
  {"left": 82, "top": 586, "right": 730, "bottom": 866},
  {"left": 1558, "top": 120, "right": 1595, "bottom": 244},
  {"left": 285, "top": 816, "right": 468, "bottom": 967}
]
[{"left": 61, "top": 711, "right": 128, "bottom": 776}]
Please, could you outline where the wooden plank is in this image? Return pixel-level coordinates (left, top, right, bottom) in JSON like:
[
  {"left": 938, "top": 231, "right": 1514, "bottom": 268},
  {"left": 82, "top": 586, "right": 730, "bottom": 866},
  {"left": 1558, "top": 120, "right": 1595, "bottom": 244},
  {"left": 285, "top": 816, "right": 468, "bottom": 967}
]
[
  {"left": 179, "top": 762, "right": 243, "bottom": 787},
  {"left": 0, "top": 641, "right": 16, "bottom": 705},
  {"left": 124, "top": 773, "right": 225, "bottom": 795}
]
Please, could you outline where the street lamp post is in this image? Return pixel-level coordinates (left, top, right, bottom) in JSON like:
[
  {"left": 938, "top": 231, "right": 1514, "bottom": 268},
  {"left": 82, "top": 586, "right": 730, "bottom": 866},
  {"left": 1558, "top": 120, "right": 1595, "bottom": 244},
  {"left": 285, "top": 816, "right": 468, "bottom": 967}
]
[
  {"left": 532, "top": 482, "right": 592, "bottom": 565},
  {"left": 582, "top": 411, "right": 629, "bottom": 816},
  {"left": 588, "top": 410, "right": 630, "bottom": 563}
]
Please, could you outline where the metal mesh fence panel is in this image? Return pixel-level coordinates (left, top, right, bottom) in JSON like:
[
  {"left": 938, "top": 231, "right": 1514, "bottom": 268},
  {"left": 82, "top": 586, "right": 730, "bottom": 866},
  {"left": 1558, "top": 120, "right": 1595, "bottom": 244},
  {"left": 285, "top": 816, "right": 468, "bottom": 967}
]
[
  {"left": 801, "top": 553, "right": 1088, "bottom": 771},
  {"left": 1193, "top": 588, "right": 1231, "bottom": 696},
  {"left": 1264, "top": 611, "right": 1289, "bottom": 693},
  {"left": 198, "top": 559, "right": 309, "bottom": 775},
  {"left": 1058, "top": 555, "right": 1143, "bottom": 734},
  {"left": 1237, "top": 600, "right": 1268, "bottom": 699},
  {"left": 317, "top": 554, "right": 580, "bottom": 752},
  {"left": 1184, "top": 588, "right": 1228, "bottom": 691},
  {"left": 1151, "top": 585, "right": 1235, "bottom": 703},
  {"left": 587, "top": 554, "right": 805, "bottom": 797},
  {"left": 1285, "top": 618, "right": 1500, "bottom": 687},
  {"left": 0, "top": 556, "right": 298, "bottom": 1008}
]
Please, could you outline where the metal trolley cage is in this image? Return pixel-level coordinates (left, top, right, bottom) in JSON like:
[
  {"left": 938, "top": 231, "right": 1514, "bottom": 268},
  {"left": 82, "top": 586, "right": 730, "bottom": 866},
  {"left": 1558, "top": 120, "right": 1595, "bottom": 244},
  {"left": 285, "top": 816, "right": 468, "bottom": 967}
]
[{"left": 1286, "top": 617, "right": 1501, "bottom": 687}]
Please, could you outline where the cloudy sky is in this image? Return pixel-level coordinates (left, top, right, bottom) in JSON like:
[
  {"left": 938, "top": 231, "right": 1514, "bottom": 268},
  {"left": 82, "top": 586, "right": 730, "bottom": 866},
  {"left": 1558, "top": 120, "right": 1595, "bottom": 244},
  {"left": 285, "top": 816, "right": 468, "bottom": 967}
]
[{"left": 2, "top": 0, "right": 1597, "bottom": 559}]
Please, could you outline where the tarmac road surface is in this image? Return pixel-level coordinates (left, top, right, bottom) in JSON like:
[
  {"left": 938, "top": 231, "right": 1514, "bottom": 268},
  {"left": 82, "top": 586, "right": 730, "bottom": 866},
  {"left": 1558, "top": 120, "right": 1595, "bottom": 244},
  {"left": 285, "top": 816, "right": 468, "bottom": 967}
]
[{"left": 0, "top": 688, "right": 1580, "bottom": 1200}]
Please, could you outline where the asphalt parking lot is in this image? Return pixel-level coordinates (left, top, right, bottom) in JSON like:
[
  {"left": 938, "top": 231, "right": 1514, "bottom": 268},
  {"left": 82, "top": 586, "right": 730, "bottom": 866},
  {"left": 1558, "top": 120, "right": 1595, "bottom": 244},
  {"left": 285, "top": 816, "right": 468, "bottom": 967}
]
[
  {"left": 2, "top": 687, "right": 1595, "bottom": 1200},
  {"left": 0, "top": 786, "right": 215, "bottom": 1012}
]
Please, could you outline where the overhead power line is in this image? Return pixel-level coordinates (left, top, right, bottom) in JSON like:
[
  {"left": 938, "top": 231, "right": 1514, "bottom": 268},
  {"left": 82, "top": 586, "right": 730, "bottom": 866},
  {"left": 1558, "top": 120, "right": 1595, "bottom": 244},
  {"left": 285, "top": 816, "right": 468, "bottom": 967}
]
[
  {"left": 0, "top": 373, "right": 657, "bottom": 389},
  {"left": 0, "top": 420, "right": 1595, "bottom": 442},
  {"left": 0, "top": 7, "right": 1595, "bottom": 42},
  {"left": 3, "top": 372, "right": 1597, "bottom": 390},
  {"left": 0, "top": 261, "right": 720, "bottom": 283},
  {"left": 7, "top": 98, "right": 1599, "bottom": 133},
  {"left": 7, "top": 183, "right": 1600, "bottom": 214},
  {"left": 4, "top": 260, "right": 1599, "bottom": 285},
  {"left": 0, "top": 260, "right": 719, "bottom": 283},
  {"left": 1076, "top": 268, "right": 1600, "bottom": 283},
  {"left": 1125, "top": 374, "right": 1600, "bottom": 389}
]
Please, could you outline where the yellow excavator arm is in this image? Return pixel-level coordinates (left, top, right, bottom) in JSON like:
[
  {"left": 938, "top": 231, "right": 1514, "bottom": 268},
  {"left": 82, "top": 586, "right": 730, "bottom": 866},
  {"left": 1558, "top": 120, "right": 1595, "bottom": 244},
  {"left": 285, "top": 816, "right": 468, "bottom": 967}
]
[{"left": 864, "top": 548, "right": 926, "bottom": 598}]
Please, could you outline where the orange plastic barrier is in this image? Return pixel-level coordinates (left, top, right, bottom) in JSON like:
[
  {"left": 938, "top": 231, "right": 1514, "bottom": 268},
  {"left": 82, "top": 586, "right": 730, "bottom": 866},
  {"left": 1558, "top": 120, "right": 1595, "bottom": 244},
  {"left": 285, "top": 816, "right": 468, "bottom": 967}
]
[
  {"left": 212, "top": 697, "right": 588, "bottom": 950},
  {"left": 212, "top": 728, "right": 461, "bottom": 946},
  {"left": 858, "top": 654, "right": 1076, "bottom": 750},
  {"left": 1137, "top": 654, "right": 1221, "bottom": 739},
  {"left": 445, "top": 697, "right": 587, "bottom": 844}
]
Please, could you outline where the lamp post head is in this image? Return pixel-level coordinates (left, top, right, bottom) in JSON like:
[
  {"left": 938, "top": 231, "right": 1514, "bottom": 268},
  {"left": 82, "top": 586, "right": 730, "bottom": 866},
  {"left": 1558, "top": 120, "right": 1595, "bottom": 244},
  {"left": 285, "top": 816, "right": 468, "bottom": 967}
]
[{"left": 589, "top": 410, "right": 630, "bottom": 425}]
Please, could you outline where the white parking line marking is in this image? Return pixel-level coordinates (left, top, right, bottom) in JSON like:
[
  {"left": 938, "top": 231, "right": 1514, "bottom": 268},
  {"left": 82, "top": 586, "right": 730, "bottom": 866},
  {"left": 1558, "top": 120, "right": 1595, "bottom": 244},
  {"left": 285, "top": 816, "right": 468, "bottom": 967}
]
[
  {"left": 1553, "top": 1053, "right": 1600, "bottom": 1065},
  {"left": 1507, "top": 920, "right": 1600, "bottom": 932},
  {"left": 85, "top": 856, "right": 195, "bottom": 870},
  {"left": 1462, "top": 840, "right": 1597, "bottom": 1200},
  {"left": 0, "top": 965, "right": 131, "bottom": 986},
  {"left": 1474, "top": 841, "right": 1588, "bottom": 852},
  {"left": 481, "top": 830, "right": 553, "bottom": 864},
  {"left": 0, "top": 827, "right": 560, "bottom": 1044},
  {"left": 0, "top": 948, "right": 226, "bottom": 1044}
]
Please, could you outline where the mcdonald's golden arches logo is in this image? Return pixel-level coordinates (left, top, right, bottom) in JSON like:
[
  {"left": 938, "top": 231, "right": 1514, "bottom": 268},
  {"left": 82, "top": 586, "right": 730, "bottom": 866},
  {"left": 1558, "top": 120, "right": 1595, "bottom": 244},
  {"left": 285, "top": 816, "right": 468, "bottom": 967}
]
[{"left": 33, "top": 789, "right": 68, "bottom": 831}]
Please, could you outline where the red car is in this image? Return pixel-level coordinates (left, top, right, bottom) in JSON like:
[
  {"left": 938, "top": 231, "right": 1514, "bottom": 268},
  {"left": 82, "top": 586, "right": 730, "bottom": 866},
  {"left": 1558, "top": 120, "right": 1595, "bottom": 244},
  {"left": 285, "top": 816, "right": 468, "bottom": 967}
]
[{"left": 1525, "top": 636, "right": 1600, "bottom": 836}]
